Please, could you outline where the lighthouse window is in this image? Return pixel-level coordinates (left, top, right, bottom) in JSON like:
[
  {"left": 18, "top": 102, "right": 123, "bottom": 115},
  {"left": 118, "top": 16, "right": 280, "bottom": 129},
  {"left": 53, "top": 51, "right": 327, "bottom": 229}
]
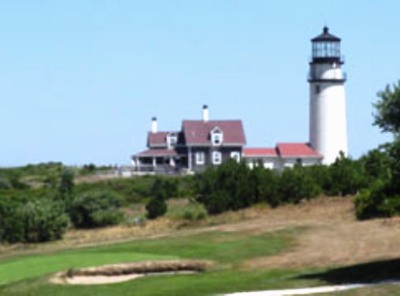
[{"left": 315, "top": 85, "right": 321, "bottom": 94}]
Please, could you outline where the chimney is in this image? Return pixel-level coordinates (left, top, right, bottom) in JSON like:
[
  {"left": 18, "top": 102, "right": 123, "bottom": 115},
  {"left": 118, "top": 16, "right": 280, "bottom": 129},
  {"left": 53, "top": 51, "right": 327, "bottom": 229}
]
[
  {"left": 151, "top": 117, "right": 158, "bottom": 133},
  {"left": 202, "top": 105, "right": 209, "bottom": 122}
]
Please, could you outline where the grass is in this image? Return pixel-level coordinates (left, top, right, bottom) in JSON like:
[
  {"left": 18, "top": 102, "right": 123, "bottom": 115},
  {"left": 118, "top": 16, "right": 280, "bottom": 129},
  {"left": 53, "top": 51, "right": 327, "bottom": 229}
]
[
  {"left": 0, "top": 229, "right": 297, "bottom": 295},
  {"left": 0, "top": 249, "right": 173, "bottom": 286},
  {"left": 1, "top": 197, "right": 400, "bottom": 296},
  {"left": 0, "top": 268, "right": 322, "bottom": 296}
]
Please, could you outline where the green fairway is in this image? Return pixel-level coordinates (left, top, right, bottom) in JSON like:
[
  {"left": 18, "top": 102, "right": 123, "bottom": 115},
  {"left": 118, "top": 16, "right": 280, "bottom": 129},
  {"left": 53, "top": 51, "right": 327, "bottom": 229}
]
[
  {"left": 0, "top": 251, "right": 174, "bottom": 286},
  {"left": 1, "top": 228, "right": 399, "bottom": 295},
  {"left": 0, "top": 230, "right": 297, "bottom": 295}
]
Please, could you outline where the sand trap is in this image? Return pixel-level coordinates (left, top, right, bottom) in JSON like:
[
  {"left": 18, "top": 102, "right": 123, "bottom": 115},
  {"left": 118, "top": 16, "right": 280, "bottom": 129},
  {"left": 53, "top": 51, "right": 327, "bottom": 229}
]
[
  {"left": 51, "top": 272, "right": 144, "bottom": 285},
  {"left": 50, "top": 260, "right": 210, "bottom": 285}
]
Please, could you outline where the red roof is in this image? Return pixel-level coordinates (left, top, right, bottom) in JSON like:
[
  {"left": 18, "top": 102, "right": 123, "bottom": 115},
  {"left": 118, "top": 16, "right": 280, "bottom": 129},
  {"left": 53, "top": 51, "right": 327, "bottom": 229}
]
[
  {"left": 276, "top": 143, "right": 321, "bottom": 158},
  {"left": 182, "top": 120, "right": 246, "bottom": 146},
  {"left": 147, "top": 132, "right": 168, "bottom": 147},
  {"left": 134, "top": 149, "right": 178, "bottom": 157},
  {"left": 147, "top": 131, "right": 179, "bottom": 147},
  {"left": 243, "top": 148, "right": 277, "bottom": 157}
]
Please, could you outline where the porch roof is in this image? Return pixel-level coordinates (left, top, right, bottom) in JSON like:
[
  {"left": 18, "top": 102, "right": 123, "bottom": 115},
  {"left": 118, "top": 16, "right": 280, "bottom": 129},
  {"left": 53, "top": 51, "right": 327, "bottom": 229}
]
[{"left": 134, "top": 149, "right": 178, "bottom": 158}]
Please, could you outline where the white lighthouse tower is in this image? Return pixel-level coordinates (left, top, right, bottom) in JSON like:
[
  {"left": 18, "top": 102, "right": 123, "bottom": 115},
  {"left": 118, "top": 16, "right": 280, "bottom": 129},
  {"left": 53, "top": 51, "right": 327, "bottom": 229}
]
[{"left": 309, "top": 27, "right": 348, "bottom": 165}]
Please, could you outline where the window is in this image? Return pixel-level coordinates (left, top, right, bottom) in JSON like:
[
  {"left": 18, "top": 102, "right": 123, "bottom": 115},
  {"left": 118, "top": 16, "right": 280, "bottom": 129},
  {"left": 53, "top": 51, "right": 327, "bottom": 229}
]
[
  {"left": 195, "top": 152, "right": 205, "bottom": 165},
  {"left": 211, "top": 128, "right": 223, "bottom": 146},
  {"left": 315, "top": 85, "right": 320, "bottom": 94},
  {"left": 167, "top": 133, "right": 178, "bottom": 149},
  {"left": 230, "top": 151, "right": 240, "bottom": 162},
  {"left": 212, "top": 151, "right": 222, "bottom": 165}
]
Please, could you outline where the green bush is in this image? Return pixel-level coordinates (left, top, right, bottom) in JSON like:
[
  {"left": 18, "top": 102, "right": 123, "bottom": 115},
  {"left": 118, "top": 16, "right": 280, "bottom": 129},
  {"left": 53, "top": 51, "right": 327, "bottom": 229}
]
[
  {"left": 306, "top": 165, "right": 332, "bottom": 193},
  {"left": 150, "top": 177, "right": 178, "bottom": 200},
  {"left": 360, "top": 148, "right": 391, "bottom": 183},
  {"left": 0, "top": 198, "right": 69, "bottom": 243},
  {"left": 70, "top": 191, "right": 124, "bottom": 228},
  {"left": 0, "top": 176, "right": 12, "bottom": 190},
  {"left": 355, "top": 179, "right": 400, "bottom": 220},
  {"left": 146, "top": 196, "right": 167, "bottom": 219},
  {"left": 196, "top": 160, "right": 254, "bottom": 214},
  {"left": 328, "top": 153, "right": 367, "bottom": 196},
  {"left": 278, "top": 166, "right": 321, "bottom": 204},
  {"left": 181, "top": 202, "right": 208, "bottom": 221},
  {"left": 251, "top": 167, "right": 280, "bottom": 207}
]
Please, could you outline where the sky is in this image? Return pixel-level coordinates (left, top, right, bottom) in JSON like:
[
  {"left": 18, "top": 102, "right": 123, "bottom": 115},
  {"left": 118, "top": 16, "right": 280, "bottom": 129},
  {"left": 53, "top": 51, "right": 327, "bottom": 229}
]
[{"left": 1, "top": 0, "right": 399, "bottom": 167}]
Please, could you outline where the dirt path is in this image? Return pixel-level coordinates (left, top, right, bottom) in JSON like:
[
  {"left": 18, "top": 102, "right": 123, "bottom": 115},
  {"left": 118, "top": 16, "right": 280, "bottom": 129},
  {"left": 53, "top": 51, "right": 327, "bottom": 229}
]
[{"left": 224, "top": 281, "right": 400, "bottom": 296}]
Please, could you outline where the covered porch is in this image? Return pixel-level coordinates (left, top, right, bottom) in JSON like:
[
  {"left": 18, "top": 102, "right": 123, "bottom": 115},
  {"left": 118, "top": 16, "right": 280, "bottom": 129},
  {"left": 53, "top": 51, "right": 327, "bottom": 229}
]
[{"left": 132, "top": 149, "right": 186, "bottom": 174}]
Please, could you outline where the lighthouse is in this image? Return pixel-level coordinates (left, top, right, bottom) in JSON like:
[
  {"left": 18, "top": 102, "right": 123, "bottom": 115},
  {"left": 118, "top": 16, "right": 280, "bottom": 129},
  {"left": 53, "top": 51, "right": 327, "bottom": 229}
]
[{"left": 308, "top": 27, "right": 348, "bottom": 165}]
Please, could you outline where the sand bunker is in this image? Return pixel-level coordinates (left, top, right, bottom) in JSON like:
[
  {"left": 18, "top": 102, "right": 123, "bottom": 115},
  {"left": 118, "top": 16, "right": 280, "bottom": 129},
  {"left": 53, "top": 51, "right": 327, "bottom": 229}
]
[{"left": 50, "top": 260, "right": 211, "bottom": 285}]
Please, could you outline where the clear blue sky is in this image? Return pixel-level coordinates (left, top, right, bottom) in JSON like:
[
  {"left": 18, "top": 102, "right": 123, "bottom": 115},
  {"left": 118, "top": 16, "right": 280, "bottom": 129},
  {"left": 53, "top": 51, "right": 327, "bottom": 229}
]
[{"left": 1, "top": 0, "right": 399, "bottom": 167}]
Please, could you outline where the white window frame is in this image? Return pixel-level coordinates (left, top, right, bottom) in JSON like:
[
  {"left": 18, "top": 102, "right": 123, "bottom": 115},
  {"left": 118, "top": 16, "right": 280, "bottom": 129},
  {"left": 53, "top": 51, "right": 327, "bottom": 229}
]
[
  {"left": 230, "top": 151, "right": 241, "bottom": 162},
  {"left": 212, "top": 151, "right": 222, "bottom": 165},
  {"left": 195, "top": 152, "right": 205, "bottom": 165},
  {"left": 167, "top": 134, "right": 178, "bottom": 149},
  {"left": 211, "top": 128, "right": 223, "bottom": 146}
]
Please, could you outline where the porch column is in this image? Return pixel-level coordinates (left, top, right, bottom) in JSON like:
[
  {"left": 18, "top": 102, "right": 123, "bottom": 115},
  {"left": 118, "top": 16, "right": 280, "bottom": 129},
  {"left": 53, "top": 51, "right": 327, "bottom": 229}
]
[{"left": 188, "top": 146, "right": 192, "bottom": 171}]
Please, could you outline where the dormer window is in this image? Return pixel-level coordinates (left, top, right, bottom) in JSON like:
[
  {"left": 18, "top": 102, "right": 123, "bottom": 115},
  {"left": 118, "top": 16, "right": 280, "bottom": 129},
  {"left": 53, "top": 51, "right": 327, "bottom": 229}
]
[
  {"left": 211, "top": 127, "right": 223, "bottom": 146},
  {"left": 167, "top": 133, "right": 178, "bottom": 149}
]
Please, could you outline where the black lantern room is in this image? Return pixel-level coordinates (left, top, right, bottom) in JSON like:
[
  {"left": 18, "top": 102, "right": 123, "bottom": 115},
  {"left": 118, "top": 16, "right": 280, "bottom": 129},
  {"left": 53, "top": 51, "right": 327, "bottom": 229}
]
[{"left": 311, "top": 27, "right": 342, "bottom": 64}]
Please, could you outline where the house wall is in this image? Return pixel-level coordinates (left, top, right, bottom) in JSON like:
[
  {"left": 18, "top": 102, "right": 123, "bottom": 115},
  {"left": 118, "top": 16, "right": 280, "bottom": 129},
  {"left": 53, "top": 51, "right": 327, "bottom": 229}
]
[
  {"left": 245, "top": 157, "right": 280, "bottom": 170},
  {"left": 188, "top": 146, "right": 243, "bottom": 173},
  {"left": 280, "top": 157, "right": 322, "bottom": 169},
  {"left": 244, "top": 156, "right": 321, "bottom": 171}
]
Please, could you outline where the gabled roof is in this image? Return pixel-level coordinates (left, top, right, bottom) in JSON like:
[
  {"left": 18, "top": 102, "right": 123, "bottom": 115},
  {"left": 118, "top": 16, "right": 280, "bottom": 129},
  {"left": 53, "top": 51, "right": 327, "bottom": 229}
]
[
  {"left": 182, "top": 120, "right": 246, "bottom": 146},
  {"left": 243, "top": 148, "right": 278, "bottom": 157},
  {"left": 134, "top": 149, "right": 178, "bottom": 158},
  {"left": 276, "top": 143, "right": 321, "bottom": 158},
  {"left": 147, "top": 131, "right": 179, "bottom": 148}
]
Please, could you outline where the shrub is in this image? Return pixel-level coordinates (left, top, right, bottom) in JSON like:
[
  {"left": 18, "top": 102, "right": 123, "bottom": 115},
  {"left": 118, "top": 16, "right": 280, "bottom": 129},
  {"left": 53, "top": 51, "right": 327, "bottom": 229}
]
[
  {"left": 146, "top": 196, "right": 167, "bottom": 219},
  {"left": 306, "top": 165, "right": 332, "bottom": 193},
  {"left": 355, "top": 180, "right": 389, "bottom": 220},
  {"left": 251, "top": 167, "right": 280, "bottom": 207},
  {"left": 278, "top": 166, "right": 321, "bottom": 204},
  {"left": 150, "top": 177, "right": 178, "bottom": 200},
  {"left": 196, "top": 160, "right": 253, "bottom": 214},
  {"left": 328, "top": 153, "right": 367, "bottom": 196},
  {"left": 360, "top": 148, "right": 391, "bottom": 183},
  {"left": 0, "top": 176, "right": 12, "bottom": 190},
  {"left": 70, "top": 191, "right": 124, "bottom": 228},
  {"left": 0, "top": 198, "right": 69, "bottom": 243},
  {"left": 355, "top": 180, "right": 400, "bottom": 220}
]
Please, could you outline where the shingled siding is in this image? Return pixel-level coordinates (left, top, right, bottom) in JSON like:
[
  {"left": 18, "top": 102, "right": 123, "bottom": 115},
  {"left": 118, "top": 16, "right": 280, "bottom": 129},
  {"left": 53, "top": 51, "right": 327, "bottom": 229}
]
[{"left": 189, "top": 147, "right": 242, "bottom": 173}]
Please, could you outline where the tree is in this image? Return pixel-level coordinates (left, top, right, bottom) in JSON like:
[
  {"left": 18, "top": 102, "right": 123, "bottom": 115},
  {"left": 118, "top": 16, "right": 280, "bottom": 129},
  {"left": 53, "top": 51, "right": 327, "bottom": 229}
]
[
  {"left": 373, "top": 81, "right": 400, "bottom": 136},
  {"left": 360, "top": 147, "right": 391, "bottom": 183},
  {"left": 354, "top": 81, "right": 400, "bottom": 219}
]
